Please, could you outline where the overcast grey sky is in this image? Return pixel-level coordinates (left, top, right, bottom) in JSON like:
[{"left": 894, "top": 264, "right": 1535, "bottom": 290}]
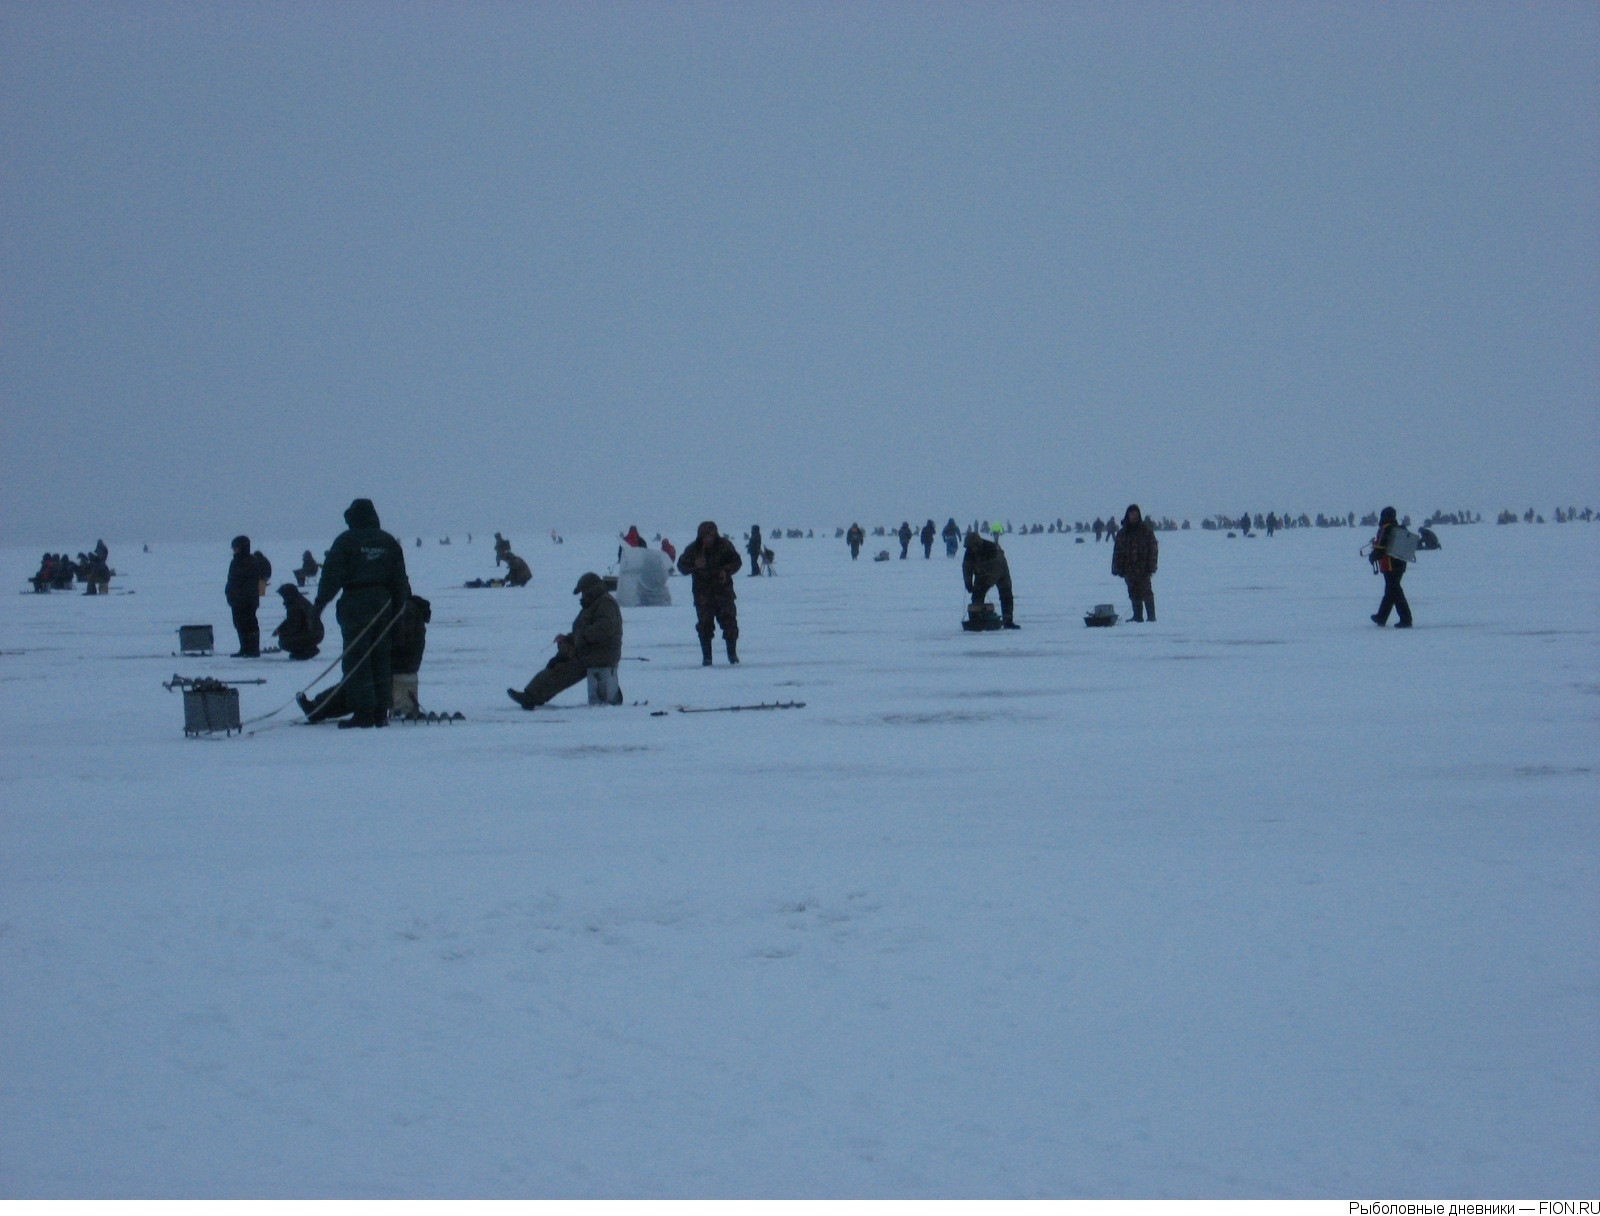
[{"left": 3, "top": 1, "right": 1596, "bottom": 545}]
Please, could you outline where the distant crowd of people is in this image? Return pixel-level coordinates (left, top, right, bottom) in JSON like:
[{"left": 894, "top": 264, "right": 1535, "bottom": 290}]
[
  {"left": 29, "top": 540, "right": 111, "bottom": 594},
  {"left": 34, "top": 498, "right": 1596, "bottom": 727}
]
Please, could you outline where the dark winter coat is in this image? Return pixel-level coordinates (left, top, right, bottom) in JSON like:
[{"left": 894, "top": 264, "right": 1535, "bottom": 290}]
[
  {"left": 314, "top": 499, "right": 411, "bottom": 616},
  {"left": 962, "top": 536, "right": 1010, "bottom": 591},
  {"left": 390, "top": 595, "right": 431, "bottom": 675},
  {"left": 677, "top": 533, "right": 742, "bottom": 602},
  {"left": 1112, "top": 521, "right": 1159, "bottom": 580},
  {"left": 567, "top": 587, "right": 623, "bottom": 669},
  {"left": 273, "top": 586, "right": 325, "bottom": 659},
  {"left": 226, "top": 548, "right": 260, "bottom": 609}
]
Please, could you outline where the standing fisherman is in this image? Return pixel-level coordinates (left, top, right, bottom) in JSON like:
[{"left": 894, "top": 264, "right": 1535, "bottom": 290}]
[
  {"left": 747, "top": 524, "right": 764, "bottom": 576},
  {"left": 678, "top": 520, "right": 743, "bottom": 665},
  {"left": 1111, "top": 504, "right": 1159, "bottom": 623},
  {"left": 313, "top": 498, "right": 411, "bottom": 728},
  {"left": 225, "top": 535, "right": 261, "bottom": 657}
]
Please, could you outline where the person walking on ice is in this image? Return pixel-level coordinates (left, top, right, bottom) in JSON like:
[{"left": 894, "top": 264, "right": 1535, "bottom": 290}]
[{"left": 1367, "top": 506, "right": 1414, "bottom": 628}]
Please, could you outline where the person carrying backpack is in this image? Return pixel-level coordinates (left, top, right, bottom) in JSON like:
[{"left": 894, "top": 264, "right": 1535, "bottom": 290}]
[{"left": 1368, "top": 506, "right": 1414, "bottom": 628}]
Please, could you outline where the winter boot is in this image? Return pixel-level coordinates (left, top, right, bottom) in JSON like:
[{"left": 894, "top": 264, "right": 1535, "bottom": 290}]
[
  {"left": 1131, "top": 601, "right": 1145, "bottom": 623},
  {"left": 1144, "top": 598, "right": 1156, "bottom": 622},
  {"left": 726, "top": 637, "right": 740, "bottom": 664},
  {"left": 700, "top": 637, "right": 714, "bottom": 667}
]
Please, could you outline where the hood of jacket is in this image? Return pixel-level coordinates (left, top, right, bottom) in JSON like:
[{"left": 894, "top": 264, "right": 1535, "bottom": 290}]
[{"left": 344, "top": 498, "right": 380, "bottom": 529}]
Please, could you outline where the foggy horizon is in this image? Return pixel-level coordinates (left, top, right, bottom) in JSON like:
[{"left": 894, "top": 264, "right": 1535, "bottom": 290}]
[{"left": 4, "top": 3, "right": 1596, "bottom": 548}]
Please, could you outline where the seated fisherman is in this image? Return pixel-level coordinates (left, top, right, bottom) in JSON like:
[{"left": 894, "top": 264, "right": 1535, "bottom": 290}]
[{"left": 507, "top": 572, "right": 622, "bottom": 709}]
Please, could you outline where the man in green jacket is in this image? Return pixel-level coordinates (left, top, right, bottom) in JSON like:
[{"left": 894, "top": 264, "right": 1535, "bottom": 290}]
[
  {"left": 313, "top": 498, "right": 411, "bottom": 728},
  {"left": 508, "top": 572, "right": 624, "bottom": 708}
]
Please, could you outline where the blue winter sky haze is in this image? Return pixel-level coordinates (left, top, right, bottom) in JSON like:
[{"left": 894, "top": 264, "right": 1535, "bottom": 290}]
[{"left": 2, "top": 1, "right": 1596, "bottom": 545}]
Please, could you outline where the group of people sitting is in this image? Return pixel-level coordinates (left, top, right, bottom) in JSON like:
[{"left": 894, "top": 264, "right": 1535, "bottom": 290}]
[{"left": 29, "top": 541, "right": 111, "bottom": 594}]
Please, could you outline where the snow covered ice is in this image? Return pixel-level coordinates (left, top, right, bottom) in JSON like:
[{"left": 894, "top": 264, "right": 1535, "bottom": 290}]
[{"left": 1, "top": 524, "right": 1595, "bottom": 1198}]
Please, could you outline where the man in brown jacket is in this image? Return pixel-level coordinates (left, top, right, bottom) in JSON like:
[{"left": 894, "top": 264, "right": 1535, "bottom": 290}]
[
  {"left": 677, "top": 520, "right": 743, "bottom": 664},
  {"left": 1111, "top": 504, "right": 1160, "bottom": 622},
  {"left": 508, "top": 572, "right": 624, "bottom": 708}
]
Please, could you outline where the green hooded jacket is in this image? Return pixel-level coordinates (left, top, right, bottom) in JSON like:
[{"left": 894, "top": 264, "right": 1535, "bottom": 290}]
[{"left": 314, "top": 498, "right": 411, "bottom": 613}]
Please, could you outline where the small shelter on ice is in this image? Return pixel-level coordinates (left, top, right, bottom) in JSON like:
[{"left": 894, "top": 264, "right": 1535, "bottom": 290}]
[{"left": 616, "top": 546, "right": 673, "bottom": 607}]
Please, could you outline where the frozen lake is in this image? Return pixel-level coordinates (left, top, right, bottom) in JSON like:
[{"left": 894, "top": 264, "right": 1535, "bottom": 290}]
[{"left": 2, "top": 521, "right": 1595, "bottom": 1197}]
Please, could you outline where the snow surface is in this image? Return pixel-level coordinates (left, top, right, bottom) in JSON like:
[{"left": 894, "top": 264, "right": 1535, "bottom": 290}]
[{"left": 2, "top": 524, "right": 1595, "bottom": 1199}]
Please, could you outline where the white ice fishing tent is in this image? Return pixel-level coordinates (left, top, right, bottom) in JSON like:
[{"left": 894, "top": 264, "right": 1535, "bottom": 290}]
[{"left": 616, "top": 546, "right": 673, "bottom": 607}]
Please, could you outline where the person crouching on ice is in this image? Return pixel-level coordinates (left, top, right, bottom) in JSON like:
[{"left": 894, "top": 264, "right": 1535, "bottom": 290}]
[
  {"left": 273, "top": 584, "right": 325, "bottom": 659},
  {"left": 507, "top": 572, "right": 623, "bottom": 708}
]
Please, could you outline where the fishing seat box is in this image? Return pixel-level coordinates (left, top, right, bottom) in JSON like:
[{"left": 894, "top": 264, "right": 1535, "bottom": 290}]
[
  {"left": 177, "top": 625, "right": 214, "bottom": 655},
  {"left": 183, "top": 686, "right": 240, "bottom": 736}
]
